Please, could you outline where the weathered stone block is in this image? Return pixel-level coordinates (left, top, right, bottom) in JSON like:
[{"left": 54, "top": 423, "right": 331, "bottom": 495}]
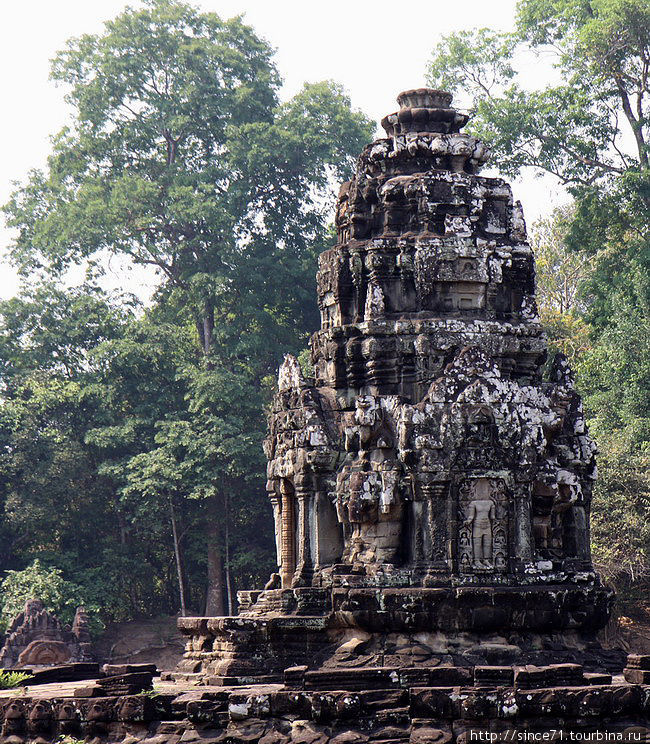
[
  {"left": 409, "top": 688, "right": 457, "bottom": 719},
  {"left": 474, "top": 666, "right": 514, "bottom": 687},
  {"left": 625, "top": 668, "right": 650, "bottom": 684},
  {"left": 628, "top": 655, "right": 650, "bottom": 670}
]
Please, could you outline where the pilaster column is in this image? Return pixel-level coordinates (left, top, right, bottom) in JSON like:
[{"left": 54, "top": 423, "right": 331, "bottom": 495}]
[
  {"left": 280, "top": 480, "right": 296, "bottom": 588},
  {"left": 269, "top": 493, "right": 282, "bottom": 568},
  {"left": 572, "top": 505, "right": 590, "bottom": 562},
  {"left": 425, "top": 480, "right": 448, "bottom": 565},
  {"left": 292, "top": 485, "right": 313, "bottom": 587},
  {"left": 416, "top": 475, "right": 449, "bottom": 571}
]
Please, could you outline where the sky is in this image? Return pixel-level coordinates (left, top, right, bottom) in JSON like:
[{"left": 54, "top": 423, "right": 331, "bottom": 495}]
[{"left": 0, "top": 0, "right": 568, "bottom": 301}]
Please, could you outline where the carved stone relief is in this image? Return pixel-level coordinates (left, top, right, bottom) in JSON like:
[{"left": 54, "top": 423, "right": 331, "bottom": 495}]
[{"left": 458, "top": 478, "right": 508, "bottom": 573}]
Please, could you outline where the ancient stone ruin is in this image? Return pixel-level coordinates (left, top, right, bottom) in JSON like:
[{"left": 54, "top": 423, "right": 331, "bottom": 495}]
[
  {"left": 0, "top": 599, "right": 93, "bottom": 668},
  {"left": 0, "top": 88, "right": 648, "bottom": 742},
  {"left": 177, "top": 88, "right": 617, "bottom": 683}
]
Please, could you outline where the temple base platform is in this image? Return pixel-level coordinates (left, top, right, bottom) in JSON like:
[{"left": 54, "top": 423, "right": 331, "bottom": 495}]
[
  {"left": 172, "top": 584, "right": 624, "bottom": 684},
  {"left": 1, "top": 657, "right": 649, "bottom": 743}
]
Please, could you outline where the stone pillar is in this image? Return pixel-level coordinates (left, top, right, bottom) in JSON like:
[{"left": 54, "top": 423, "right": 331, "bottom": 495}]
[
  {"left": 269, "top": 492, "right": 282, "bottom": 568},
  {"left": 447, "top": 480, "right": 458, "bottom": 568},
  {"left": 416, "top": 475, "right": 449, "bottom": 579},
  {"left": 292, "top": 484, "right": 313, "bottom": 588},
  {"left": 280, "top": 480, "right": 296, "bottom": 588},
  {"left": 427, "top": 481, "right": 448, "bottom": 565}
]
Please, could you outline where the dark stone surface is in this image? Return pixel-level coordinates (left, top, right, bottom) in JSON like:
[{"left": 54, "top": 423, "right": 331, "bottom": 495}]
[
  {"left": 102, "top": 663, "right": 158, "bottom": 676},
  {"left": 0, "top": 667, "right": 648, "bottom": 743},
  {"left": 19, "top": 662, "right": 101, "bottom": 685}
]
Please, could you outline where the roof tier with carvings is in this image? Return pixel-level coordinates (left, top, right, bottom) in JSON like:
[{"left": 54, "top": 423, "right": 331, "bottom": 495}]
[{"left": 314, "top": 89, "right": 541, "bottom": 400}]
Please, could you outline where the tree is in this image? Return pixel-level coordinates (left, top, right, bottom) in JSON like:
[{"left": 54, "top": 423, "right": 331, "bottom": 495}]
[
  {"left": 3, "top": 0, "right": 374, "bottom": 614},
  {"left": 0, "top": 284, "right": 156, "bottom": 623},
  {"left": 578, "top": 299, "right": 650, "bottom": 605},
  {"left": 0, "top": 282, "right": 236, "bottom": 622},
  {"left": 528, "top": 206, "right": 592, "bottom": 361},
  {"left": 427, "top": 0, "right": 650, "bottom": 187},
  {"left": 0, "top": 283, "right": 136, "bottom": 386},
  {"left": 81, "top": 311, "right": 200, "bottom": 616}
]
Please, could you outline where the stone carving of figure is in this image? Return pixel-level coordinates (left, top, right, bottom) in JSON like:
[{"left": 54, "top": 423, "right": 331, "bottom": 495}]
[
  {"left": 463, "top": 479, "right": 495, "bottom": 568},
  {"left": 364, "top": 283, "right": 385, "bottom": 320},
  {"left": 344, "top": 395, "right": 389, "bottom": 451}
]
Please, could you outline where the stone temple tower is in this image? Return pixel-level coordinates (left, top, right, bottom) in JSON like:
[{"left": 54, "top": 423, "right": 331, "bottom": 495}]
[{"left": 177, "top": 89, "right": 617, "bottom": 682}]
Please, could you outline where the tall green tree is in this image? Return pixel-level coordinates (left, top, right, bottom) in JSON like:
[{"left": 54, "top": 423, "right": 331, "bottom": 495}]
[
  {"left": 3, "top": 0, "right": 374, "bottom": 614},
  {"left": 427, "top": 0, "right": 650, "bottom": 186},
  {"left": 0, "top": 282, "right": 269, "bottom": 621},
  {"left": 0, "top": 284, "right": 155, "bottom": 621},
  {"left": 578, "top": 297, "right": 650, "bottom": 603}
]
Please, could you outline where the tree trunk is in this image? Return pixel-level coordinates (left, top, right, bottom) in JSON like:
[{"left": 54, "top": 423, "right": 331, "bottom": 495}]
[
  {"left": 199, "top": 302, "right": 225, "bottom": 616},
  {"left": 225, "top": 488, "right": 234, "bottom": 615},
  {"left": 117, "top": 508, "right": 139, "bottom": 611},
  {"left": 205, "top": 496, "right": 225, "bottom": 616},
  {"left": 202, "top": 303, "right": 215, "bottom": 358},
  {"left": 170, "top": 496, "right": 188, "bottom": 616},
  {"left": 615, "top": 78, "right": 649, "bottom": 170}
]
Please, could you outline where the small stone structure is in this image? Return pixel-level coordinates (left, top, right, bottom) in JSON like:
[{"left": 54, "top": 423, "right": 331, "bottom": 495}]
[
  {"left": 0, "top": 599, "right": 93, "bottom": 668},
  {"left": 177, "top": 89, "right": 618, "bottom": 683}
]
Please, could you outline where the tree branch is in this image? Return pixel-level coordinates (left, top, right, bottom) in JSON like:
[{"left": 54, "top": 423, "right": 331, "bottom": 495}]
[
  {"left": 536, "top": 133, "right": 625, "bottom": 175},
  {"left": 615, "top": 75, "right": 649, "bottom": 168}
]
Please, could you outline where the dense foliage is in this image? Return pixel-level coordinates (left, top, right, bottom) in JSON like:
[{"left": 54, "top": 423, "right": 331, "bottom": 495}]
[
  {"left": 0, "top": 0, "right": 374, "bottom": 624},
  {"left": 427, "top": 0, "right": 650, "bottom": 608}
]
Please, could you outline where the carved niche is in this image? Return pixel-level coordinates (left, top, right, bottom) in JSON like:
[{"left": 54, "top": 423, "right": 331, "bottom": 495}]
[
  {"left": 462, "top": 405, "right": 501, "bottom": 469},
  {"left": 458, "top": 477, "right": 508, "bottom": 573}
]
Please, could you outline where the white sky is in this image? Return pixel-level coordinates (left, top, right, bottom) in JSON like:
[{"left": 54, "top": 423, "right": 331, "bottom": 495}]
[{"left": 0, "top": 0, "right": 568, "bottom": 301}]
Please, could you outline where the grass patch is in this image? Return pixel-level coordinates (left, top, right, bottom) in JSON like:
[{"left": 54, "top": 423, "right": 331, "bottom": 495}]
[{"left": 0, "top": 670, "right": 33, "bottom": 689}]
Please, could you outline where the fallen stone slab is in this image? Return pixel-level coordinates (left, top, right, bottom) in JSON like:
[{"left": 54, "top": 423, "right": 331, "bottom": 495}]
[
  {"left": 584, "top": 671, "right": 612, "bottom": 685},
  {"left": 304, "top": 667, "right": 400, "bottom": 691},
  {"left": 102, "top": 663, "right": 158, "bottom": 676},
  {"left": 474, "top": 665, "right": 514, "bottom": 687},
  {"left": 97, "top": 671, "right": 154, "bottom": 689},
  {"left": 73, "top": 670, "right": 155, "bottom": 698},
  {"left": 21, "top": 662, "right": 100, "bottom": 685}
]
